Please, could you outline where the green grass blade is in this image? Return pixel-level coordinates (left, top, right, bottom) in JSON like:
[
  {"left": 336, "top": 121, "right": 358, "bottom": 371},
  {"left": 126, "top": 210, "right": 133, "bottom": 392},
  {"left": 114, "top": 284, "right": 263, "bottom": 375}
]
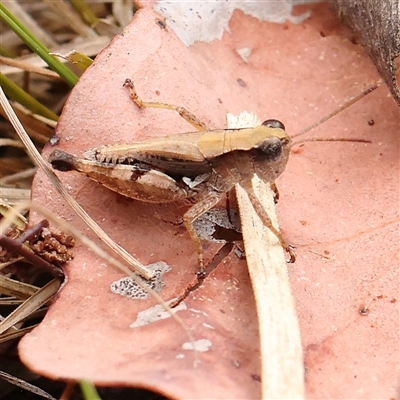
[
  {"left": 0, "top": 3, "right": 79, "bottom": 87},
  {"left": 80, "top": 380, "right": 102, "bottom": 400},
  {"left": 0, "top": 72, "right": 59, "bottom": 121}
]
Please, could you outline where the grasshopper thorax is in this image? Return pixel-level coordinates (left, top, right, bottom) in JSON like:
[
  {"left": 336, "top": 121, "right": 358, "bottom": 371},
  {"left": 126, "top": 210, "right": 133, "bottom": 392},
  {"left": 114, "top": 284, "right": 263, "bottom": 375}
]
[{"left": 207, "top": 119, "right": 292, "bottom": 190}]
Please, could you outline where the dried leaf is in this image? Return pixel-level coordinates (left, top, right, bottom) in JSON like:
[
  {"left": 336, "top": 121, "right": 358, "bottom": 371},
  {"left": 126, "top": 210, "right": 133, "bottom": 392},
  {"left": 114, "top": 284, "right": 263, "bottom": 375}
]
[{"left": 21, "top": 3, "right": 399, "bottom": 398}]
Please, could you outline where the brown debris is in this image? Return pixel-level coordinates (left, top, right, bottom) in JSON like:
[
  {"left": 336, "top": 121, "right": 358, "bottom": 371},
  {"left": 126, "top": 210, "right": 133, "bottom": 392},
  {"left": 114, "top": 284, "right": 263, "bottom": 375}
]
[{"left": 0, "top": 219, "right": 74, "bottom": 278}]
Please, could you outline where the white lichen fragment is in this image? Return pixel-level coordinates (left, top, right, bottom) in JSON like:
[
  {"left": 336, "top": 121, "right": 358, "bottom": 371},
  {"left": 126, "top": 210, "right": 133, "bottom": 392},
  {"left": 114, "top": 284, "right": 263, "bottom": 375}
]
[
  {"left": 226, "top": 112, "right": 261, "bottom": 129},
  {"left": 110, "top": 261, "right": 171, "bottom": 300},
  {"left": 182, "top": 338, "right": 212, "bottom": 352},
  {"left": 155, "top": 1, "right": 311, "bottom": 46},
  {"left": 130, "top": 300, "right": 187, "bottom": 328},
  {"left": 193, "top": 208, "right": 241, "bottom": 241},
  {"left": 236, "top": 47, "right": 252, "bottom": 63}
]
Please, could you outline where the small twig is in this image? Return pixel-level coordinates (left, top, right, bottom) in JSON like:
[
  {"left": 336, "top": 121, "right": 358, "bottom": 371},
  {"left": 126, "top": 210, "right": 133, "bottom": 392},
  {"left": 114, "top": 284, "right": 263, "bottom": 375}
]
[
  {"left": 0, "top": 235, "right": 64, "bottom": 279},
  {"left": 18, "top": 219, "right": 48, "bottom": 242}
]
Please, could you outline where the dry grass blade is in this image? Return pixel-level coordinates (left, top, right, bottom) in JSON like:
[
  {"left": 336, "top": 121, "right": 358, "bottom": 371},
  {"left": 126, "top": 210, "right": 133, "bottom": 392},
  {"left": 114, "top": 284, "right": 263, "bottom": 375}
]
[
  {"left": 0, "top": 275, "right": 38, "bottom": 298},
  {"left": 0, "top": 55, "right": 60, "bottom": 78},
  {"left": 112, "top": 0, "right": 134, "bottom": 28},
  {"left": 0, "top": 323, "right": 38, "bottom": 343},
  {"left": 0, "top": 370, "right": 57, "bottom": 400},
  {"left": 0, "top": 278, "right": 61, "bottom": 335},
  {"left": 0, "top": 170, "right": 36, "bottom": 186},
  {"left": 237, "top": 180, "right": 304, "bottom": 398},
  {"left": 0, "top": 36, "right": 111, "bottom": 76},
  {"left": 43, "top": 0, "right": 98, "bottom": 38},
  {"left": 228, "top": 113, "right": 304, "bottom": 399},
  {"left": 0, "top": 103, "right": 54, "bottom": 145},
  {"left": 0, "top": 199, "right": 27, "bottom": 225},
  {"left": 0, "top": 138, "right": 24, "bottom": 148},
  {"left": 4, "top": 1, "right": 57, "bottom": 48}
]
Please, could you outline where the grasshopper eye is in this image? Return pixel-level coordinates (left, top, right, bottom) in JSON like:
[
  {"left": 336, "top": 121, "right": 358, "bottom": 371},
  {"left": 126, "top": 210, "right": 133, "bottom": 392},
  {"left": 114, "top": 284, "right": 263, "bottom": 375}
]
[
  {"left": 262, "top": 119, "right": 285, "bottom": 130},
  {"left": 258, "top": 136, "right": 283, "bottom": 161}
]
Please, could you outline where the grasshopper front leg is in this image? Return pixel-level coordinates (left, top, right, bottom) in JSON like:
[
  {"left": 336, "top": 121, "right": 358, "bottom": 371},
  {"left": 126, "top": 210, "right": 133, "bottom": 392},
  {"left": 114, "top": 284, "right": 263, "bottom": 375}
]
[
  {"left": 240, "top": 180, "right": 296, "bottom": 263},
  {"left": 270, "top": 181, "right": 280, "bottom": 203},
  {"left": 123, "top": 78, "right": 209, "bottom": 131}
]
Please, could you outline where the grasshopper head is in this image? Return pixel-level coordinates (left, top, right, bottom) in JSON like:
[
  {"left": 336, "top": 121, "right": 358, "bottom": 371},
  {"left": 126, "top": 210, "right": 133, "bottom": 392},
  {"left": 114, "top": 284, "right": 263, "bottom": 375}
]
[{"left": 252, "top": 119, "right": 292, "bottom": 182}]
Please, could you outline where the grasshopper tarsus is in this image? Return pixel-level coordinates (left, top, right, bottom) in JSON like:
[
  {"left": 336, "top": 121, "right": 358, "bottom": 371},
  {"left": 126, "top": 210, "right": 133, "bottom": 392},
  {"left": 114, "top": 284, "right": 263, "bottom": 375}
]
[
  {"left": 123, "top": 78, "right": 144, "bottom": 109},
  {"left": 196, "top": 270, "right": 207, "bottom": 279},
  {"left": 287, "top": 245, "right": 296, "bottom": 263}
]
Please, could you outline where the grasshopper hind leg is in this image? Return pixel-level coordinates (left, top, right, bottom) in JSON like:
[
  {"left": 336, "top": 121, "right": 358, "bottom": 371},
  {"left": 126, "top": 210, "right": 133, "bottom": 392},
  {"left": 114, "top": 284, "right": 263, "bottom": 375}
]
[
  {"left": 123, "top": 78, "right": 209, "bottom": 132},
  {"left": 183, "top": 191, "right": 224, "bottom": 275}
]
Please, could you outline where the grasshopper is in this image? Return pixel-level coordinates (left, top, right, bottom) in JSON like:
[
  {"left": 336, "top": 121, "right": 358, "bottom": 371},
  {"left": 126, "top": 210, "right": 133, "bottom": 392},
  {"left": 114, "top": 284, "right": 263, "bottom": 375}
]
[{"left": 49, "top": 78, "right": 372, "bottom": 274}]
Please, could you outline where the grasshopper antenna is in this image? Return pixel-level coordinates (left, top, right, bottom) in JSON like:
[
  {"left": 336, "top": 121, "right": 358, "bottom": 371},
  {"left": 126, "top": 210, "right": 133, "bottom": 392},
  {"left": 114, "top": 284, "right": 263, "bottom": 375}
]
[{"left": 291, "top": 81, "right": 380, "bottom": 144}]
